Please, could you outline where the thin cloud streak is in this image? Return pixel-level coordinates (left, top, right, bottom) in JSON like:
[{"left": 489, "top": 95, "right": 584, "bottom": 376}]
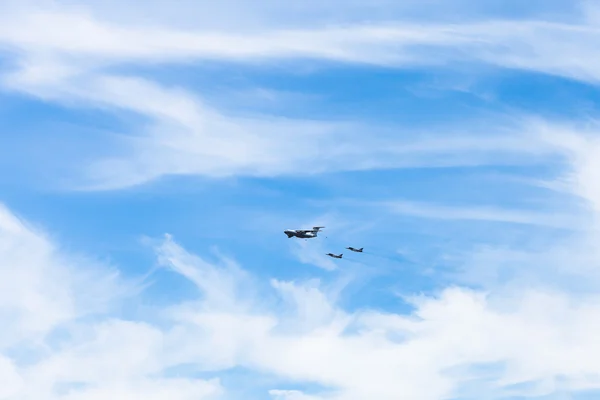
[
  {"left": 0, "top": 5, "right": 599, "bottom": 81},
  {"left": 384, "top": 200, "right": 582, "bottom": 229}
]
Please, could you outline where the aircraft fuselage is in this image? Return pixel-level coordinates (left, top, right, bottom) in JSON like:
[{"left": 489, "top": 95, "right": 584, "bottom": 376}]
[{"left": 284, "top": 230, "right": 317, "bottom": 239}]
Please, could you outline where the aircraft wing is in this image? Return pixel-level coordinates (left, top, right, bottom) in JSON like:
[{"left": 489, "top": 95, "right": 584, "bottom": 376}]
[{"left": 293, "top": 226, "right": 324, "bottom": 233}]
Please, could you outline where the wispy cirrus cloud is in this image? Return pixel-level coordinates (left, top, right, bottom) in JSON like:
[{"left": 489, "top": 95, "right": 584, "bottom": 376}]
[
  {"left": 384, "top": 199, "right": 582, "bottom": 229},
  {"left": 3, "top": 70, "right": 560, "bottom": 190},
  {"left": 0, "top": 1, "right": 598, "bottom": 190},
  {"left": 0, "top": 2, "right": 597, "bottom": 78}
]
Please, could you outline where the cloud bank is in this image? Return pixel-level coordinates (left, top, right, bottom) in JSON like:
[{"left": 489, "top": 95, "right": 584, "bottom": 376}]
[{"left": 2, "top": 192, "right": 600, "bottom": 399}]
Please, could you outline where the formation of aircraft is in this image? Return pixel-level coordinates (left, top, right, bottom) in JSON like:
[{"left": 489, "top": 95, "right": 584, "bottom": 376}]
[{"left": 284, "top": 226, "right": 364, "bottom": 261}]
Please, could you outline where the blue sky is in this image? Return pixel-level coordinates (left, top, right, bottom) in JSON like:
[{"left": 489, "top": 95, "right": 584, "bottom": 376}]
[{"left": 1, "top": 1, "right": 600, "bottom": 399}]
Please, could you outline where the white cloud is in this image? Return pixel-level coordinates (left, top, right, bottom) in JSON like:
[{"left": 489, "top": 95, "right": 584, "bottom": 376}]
[
  {"left": 289, "top": 239, "right": 339, "bottom": 271},
  {"left": 0, "top": 203, "right": 123, "bottom": 348},
  {"left": 131, "top": 130, "right": 600, "bottom": 398},
  {"left": 0, "top": 203, "right": 222, "bottom": 400},
  {"left": 531, "top": 119, "right": 600, "bottom": 226},
  {"left": 149, "top": 235, "right": 600, "bottom": 400},
  {"left": 384, "top": 199, "right": 582, "bottom": 229},
  {"left": 7, "top": 0, "right": 558, "bottom": 33},
  {"left": 155, "top": 234, "right": 255, "bottom": 312},
  {"left": 3, "top": 166, "right": 600, "bottom": 400},
  {"left": 0, "top": 2, "right": 596, "bottom": 78},
  {"left": 269, "top": 389, "right": 324, "bottom": 400},
  {"left": 0, "top": 1, "right": 598, "bottom": 189},
  {"left": 1, "top": 68, "right": 556, "bottom": 190},
  {"left": 54, "top": 378, "right": 222, "bottom": 400}
]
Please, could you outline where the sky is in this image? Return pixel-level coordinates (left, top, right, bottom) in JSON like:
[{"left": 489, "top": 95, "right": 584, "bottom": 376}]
[{"left": 2, "top": 0, "right": 600, "bottom": 399}]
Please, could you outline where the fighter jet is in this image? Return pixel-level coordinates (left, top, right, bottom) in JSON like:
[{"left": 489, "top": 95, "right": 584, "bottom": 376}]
[
  {"left": 346, "top": 247, "right": 363, "bottom": 252},
  {"left": 284, "top": 226, "right": 325, "bottom": 239},
  {"left": 326, "top": 253, "right": 342, "bottom": 259}
]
